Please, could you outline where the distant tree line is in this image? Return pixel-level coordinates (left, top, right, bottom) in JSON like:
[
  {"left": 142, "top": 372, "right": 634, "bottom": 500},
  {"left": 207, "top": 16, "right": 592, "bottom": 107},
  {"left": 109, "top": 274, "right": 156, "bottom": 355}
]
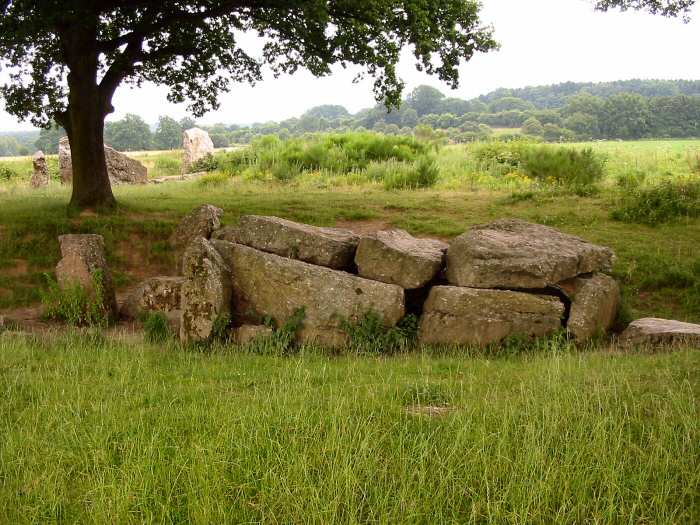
[{"left": 0, "top": 79, "right": 698, "bottom": 156}]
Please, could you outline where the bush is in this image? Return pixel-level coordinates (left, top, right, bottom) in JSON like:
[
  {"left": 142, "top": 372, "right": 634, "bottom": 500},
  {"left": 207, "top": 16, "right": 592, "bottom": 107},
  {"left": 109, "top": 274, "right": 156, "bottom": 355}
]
[
  {"left": 190, "top": 153, "right": 218, "bottom": 172},
  {"left": 342, "top": 312, "right": 418, "bottom": 354},
  {"left": 0, "top": 165, "right": 18, "bottom": 180},
  {"left": 227, "top": 132, "right": 432, "bottom": 181},
  {"left": 143, "top": 312, "right": 171, "bottom": 343},
  {"left": 520, "top": 146, "right": 605, "bottom": 188},
  {"left": 40, "top": 271, "right": 111, "bottom": 327},
  {"left": 382, "top": 156, "right": 439, "bottom": 190},
  {"left": 197, "top": 172, "right": 230, "bottom": 187},
  {"left": 611, "top": 179, "right": 700, "bottom": 225},
  {"left": 616, "top": 169, "right": 648, "bottom": 190},
  {"left": 470, "top": 141, "right": 529, "bottom": 174}
]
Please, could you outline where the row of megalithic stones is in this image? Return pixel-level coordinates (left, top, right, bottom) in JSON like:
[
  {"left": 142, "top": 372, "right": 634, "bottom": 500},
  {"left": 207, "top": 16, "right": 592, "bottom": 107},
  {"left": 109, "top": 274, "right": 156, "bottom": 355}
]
[
  {"left": 54, "top": 205, "right": 700, "bottom": 348},
  {"left": 28, "top": 127, "right": 215, "bottom": 188}
]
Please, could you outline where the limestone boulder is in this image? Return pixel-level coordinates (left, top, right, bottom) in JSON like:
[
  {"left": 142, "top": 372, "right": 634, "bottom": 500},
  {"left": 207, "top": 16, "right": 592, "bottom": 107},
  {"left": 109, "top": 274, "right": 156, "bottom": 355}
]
[
  {"left": 58, "top": 136, "right": 72, "bottom": 184},
  {"left": 181, "top": 128, "right": 214, "bottom": 174},
  {"left": 620, "top": 318, "right": 700, "bottom": 347},
  {"left": 57, "top": 137, "right": 148, "bottom": 184},
  {"left": 233, "top": 324, "right": 274, "bottom": 345},
  {"left": 213, "top": 215, "right": 359, "bottom": 270},
  {"left": 55, "top": 234, "right": 118, "bottom": 319},
  {"left": 212, "top": 240, "right": 405, "bottom": 346},
  {"left": 355, "top": 229, "right": 447, "bottom": 289},
  {"left": 120, "top": 276, "right": 186, "bottom": 319},
  {"left": 30, "top": 151, "right": 49, "bottom": 188},
  {"left": 558, "top": 273, "right": 620, "bottom": 342},
  {"left": 179, "top": 238, "right": 232, "bottom": 344},
  {"left": 170, "top": 204, "right": 223, "bottom": 273},
  {"left": 418, "top": 286, "right": 564, "bottom": 346},
  {"left": 446, "top": 218, "right": 615, "bottom": 289}
]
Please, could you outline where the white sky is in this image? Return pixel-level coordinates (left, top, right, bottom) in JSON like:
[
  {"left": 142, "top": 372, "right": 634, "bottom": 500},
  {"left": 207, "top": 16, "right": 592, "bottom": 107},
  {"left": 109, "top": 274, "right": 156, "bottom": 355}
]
[{"left": 1, "top": 0, "right": 699, "bottom": 131}]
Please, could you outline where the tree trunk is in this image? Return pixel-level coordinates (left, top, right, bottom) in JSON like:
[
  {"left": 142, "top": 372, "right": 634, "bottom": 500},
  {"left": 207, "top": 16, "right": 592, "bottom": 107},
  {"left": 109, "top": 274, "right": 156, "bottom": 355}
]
[{"left": 63, "top": 29, "right": 116, "bottom": 210}]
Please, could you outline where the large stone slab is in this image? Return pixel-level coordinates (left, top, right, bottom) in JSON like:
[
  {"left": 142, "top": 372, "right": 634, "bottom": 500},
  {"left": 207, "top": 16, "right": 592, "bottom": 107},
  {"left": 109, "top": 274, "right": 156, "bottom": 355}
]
[
  {"left": 55, "top": 234, "right": 118, "bottom": 319},
  {"left": 355, "top": 229, "right": 447, "bottom": 289},
  {"left": 212, "top": 240, "right": 405, "bottom": 346},
  {"left": 446, "top": 218, "right": 615, "bottom": 289},
  {"left": 558, "top": 273, "right": 620, "bottom": 342},
  {"left": 30, "top": 150, "right": 49, "bottom": 188},
  {"left": 620, "top": 318, "right": 700, "bottom": 347},
  {"left": 181, "top": 128, "right": 214, "bottom": 174},
  {"left": 180, "top": 238, "right": 232, "bottom": 344},
  {"left": 418, "top": 286, "right": 564, "bottom": 346},
  {"left": 58, "top": 137, "right": 148, "bottom": 184},
  {"left": 120, "top": 276, "right": 186, "bottom": 319},
  {"left": 170, "top": 204, "right": 223, "bottom": 274},
  {"left": 213, "top": 215, "right": 359, "bottom": 270}
]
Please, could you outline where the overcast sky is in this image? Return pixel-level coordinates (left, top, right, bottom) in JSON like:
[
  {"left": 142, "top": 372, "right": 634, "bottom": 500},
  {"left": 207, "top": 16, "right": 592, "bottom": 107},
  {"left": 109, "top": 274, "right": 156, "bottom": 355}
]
[{"left": 1, "top": 0, "right": 699, "bottom": 131}]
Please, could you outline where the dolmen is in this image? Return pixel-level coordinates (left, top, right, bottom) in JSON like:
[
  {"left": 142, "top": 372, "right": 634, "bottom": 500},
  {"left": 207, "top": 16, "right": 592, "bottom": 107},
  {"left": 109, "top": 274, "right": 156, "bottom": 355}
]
[{"left": 119, "top": 206, "right": 630, "bottom": 348}]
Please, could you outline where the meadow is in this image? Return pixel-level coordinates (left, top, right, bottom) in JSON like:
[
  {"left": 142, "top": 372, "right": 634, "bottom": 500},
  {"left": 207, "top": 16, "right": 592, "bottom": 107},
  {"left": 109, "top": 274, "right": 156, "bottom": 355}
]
[{"left": 0, "top": 134, "right": 699, "bottom": 522}]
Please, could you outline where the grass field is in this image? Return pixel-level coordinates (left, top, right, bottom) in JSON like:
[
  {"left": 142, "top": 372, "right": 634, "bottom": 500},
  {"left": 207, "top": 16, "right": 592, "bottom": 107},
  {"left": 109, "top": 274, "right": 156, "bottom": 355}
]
[{"left": 1, "top": 136, "right": 699, "bottom": 522}]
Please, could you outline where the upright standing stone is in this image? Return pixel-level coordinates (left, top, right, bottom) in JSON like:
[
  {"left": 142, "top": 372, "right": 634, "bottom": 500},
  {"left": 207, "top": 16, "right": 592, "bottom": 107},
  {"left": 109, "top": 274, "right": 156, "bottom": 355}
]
[
  {"left": 58, "top": 136, "right": 72, "bottom": 184},
  {"left": 179, "top": 238, "right": 232, "bottom": 344},
  {"left": 55, "top": 234, "right": 118, "bottom": 319},
  {"left": 170, "top": 204, "right": 224, "bottom": 274},
  {"left": 30, "top": 151, "right": 49, "bottom": 188},
  {"left": 446, "top": 218, "right": 615, "bottom": 289},
  {"left": 181, "top": 128, "right": 214, "bottom": 174},
  {"left": 354, "top": 229, "right": 447, "bottom": 289}
]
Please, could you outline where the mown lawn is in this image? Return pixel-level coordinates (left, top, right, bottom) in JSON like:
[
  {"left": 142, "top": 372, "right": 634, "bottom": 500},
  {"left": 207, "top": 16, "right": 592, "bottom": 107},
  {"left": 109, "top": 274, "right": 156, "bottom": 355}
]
[{"left": 0, "top": 332, "right": 698, "bottom": 523}]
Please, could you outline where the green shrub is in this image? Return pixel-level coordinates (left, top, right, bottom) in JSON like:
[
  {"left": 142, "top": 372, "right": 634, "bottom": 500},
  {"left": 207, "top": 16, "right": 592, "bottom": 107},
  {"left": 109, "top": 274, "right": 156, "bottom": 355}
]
[
  {"left": 143, "top": 312, "right": 171, "bottom": 344},
  {"left": 382, "top": 156, "right": 439, "bottom": 190},
  {"left": 244, "top": 308, "right": 306, "bottom": 355},
  {"left": 40, "top": 271, "right": 111, "bottom": 327},
  {"left": 342, "top": 312, "right": 418, "bottom": 354},
  {"left": 611, "top": 179, "right": 700, "bottom": 225},
  {"left": 0, "top": 165, "right": 18, "bottom": 180},
  {"left": 190, "top": 153, "right": 218, "bottom": 172},
  {"left": 197, "top": 172, "right": 230, "bottom": 187},
  {"left": 470, "top": 141, "right": 529, "bottom": 175},
  {"left": 616, "top": 169, "right": 648, "bottom": 190},
  {"left": 520, "top": 146, "right": 605, "bottom": 188}
]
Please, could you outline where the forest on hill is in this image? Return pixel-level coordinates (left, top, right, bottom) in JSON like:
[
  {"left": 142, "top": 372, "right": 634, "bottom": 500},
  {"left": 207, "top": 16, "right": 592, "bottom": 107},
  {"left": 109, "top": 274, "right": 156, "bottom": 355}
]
[{"left": 1, "top": 79, "right": 698, "bottom": 156}]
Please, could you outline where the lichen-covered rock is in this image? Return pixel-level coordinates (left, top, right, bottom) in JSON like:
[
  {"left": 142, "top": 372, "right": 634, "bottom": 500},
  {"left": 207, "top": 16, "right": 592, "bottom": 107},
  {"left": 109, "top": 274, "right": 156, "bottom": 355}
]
[
  {"left": 30, "top": 151, "right": 49, "bottom": 188},
  {"left": 446, "top": 218, "right": 615, "bottom": 289},
  {"left": 620, "top": 318, "right": 700, "bottom": 347},
  {"left": 180, "top": 238, "right": 232, "bottom": 344},
  {"left": 355, "top": 229, "right": 447, "bottom": 289},
  {"left": 181, "top": 128, "right": 214, "bottom": 174},
  {"left": 58, "top": 136, "right": 72, "bottom": 184},
  {"left": 103, "top": 145, "right": 148, "bottom": 184},
  {"left": 233, "top": 324, "right": 273, "bottom": 344},
  {"left": 170, "top": 204, "right": 223, "bottom": 273},
  {"left": 212, "top": 240, "right": 405, "bottom": 346},
  {"left": 558, "top": 273, "right": 620, "bottom": 342},
  {"left": 58, "top": 138, "right": 148, "bottom": 184},
  {"left": 55, "top": 234, "right": 118, "bottom": 319},
  {"left": 120, "top": 276, "right": 186, "bottom": 319},
  {"left": 418, "top": 286, "right": 564, "bottom": 346},
  {"left": 213, "top": 215, "right": 359, "bottom": 270}
]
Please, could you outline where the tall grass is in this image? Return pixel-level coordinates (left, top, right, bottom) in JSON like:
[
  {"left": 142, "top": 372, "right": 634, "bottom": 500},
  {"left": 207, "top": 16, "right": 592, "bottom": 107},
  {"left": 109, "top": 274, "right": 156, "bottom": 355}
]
[{"left": 0, "top": 333, "right": 697, "bottom": 523}]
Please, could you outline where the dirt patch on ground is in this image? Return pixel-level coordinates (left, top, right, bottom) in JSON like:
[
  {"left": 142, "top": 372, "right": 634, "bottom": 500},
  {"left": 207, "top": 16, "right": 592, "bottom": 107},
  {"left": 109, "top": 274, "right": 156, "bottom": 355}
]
[
  {"left": 1, "top": 259, "right": 29, "bottom": 277},
  {"left": 335, "top": 219, "right": 394, "bottom": 235},
  {"left": 405, "top": 405, "right": 455, "bottom": 417}
]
